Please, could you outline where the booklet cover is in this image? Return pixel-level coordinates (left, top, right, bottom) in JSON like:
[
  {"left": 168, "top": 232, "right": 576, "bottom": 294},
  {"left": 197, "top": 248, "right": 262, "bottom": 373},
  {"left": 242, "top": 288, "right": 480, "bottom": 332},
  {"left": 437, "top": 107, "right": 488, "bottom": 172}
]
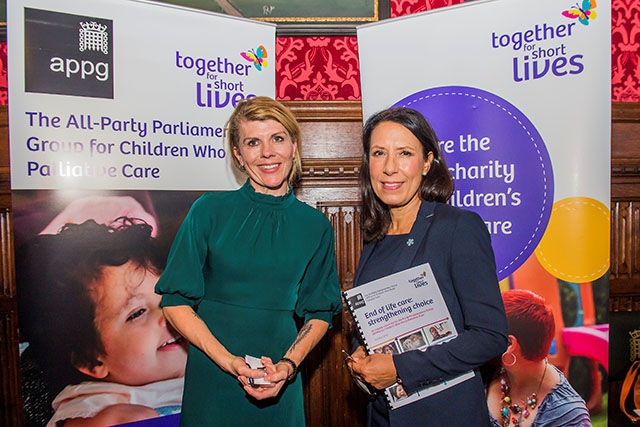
[{"left": 343, "top": 262, "right": 474, "bottom": 409}]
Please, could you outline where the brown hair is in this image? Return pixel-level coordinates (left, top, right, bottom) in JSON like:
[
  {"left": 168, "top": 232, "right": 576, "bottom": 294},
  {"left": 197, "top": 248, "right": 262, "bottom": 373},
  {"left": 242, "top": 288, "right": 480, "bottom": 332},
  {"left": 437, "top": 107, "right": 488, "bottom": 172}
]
[{"left": 360, "top": 107, "right": 454, "bottom": 242}]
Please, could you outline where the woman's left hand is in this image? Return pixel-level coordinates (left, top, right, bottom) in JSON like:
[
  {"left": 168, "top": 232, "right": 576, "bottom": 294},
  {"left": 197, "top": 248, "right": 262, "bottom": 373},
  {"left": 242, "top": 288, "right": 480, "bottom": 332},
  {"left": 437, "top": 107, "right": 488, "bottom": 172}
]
[
  {"left": 350, "top": 353, "right": 398, "bottom": 390},
  {"left": 239, "top": 356, "right": 289, "bottom": 400}
]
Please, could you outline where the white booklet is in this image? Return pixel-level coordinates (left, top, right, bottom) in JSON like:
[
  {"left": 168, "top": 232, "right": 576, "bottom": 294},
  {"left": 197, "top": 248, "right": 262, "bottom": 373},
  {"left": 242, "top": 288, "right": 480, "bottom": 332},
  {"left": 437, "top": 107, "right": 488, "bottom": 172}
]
[{"left": 343, "top": 262, "right": 474, "bottom": 409}]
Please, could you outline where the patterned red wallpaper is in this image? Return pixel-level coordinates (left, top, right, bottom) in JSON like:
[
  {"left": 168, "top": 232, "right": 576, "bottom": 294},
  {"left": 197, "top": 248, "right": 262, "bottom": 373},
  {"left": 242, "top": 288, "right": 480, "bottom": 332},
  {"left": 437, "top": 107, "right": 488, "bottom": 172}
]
[
  {"left": 275, "top": 0, "right": 640, "bottom": 102},
  {"left": 276, "top": 36, "right": 361, "bottom": 101},
  {"left": 0, "top": 0, "right": 637, "bottom": 103},
  {"left": 0, "top": 41, "right": 6, "bottom": 106},
  {"left": 612, "top": 0, "right": 640, "bottom": 101}
]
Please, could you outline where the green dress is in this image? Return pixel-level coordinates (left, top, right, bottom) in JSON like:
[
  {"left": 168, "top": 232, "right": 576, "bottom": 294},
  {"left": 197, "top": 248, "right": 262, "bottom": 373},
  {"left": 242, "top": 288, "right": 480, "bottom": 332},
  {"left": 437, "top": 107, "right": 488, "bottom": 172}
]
[{"left": 155, "top": 180, "right": 342, "bottom": 427}]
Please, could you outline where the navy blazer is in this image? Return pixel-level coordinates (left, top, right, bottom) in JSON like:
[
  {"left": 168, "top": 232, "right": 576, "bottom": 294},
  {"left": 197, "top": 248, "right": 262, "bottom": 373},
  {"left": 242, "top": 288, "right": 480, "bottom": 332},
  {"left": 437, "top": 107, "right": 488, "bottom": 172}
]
[{"left": 354, "top": 200, "right": 508, "bottom": 427}]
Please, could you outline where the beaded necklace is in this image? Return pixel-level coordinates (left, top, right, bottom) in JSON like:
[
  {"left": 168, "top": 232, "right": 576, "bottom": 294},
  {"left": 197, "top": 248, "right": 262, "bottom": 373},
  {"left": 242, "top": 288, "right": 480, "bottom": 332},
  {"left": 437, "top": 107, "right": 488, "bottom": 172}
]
[{"left": 499, "top": 358, "right": 548, "bottom": 427}]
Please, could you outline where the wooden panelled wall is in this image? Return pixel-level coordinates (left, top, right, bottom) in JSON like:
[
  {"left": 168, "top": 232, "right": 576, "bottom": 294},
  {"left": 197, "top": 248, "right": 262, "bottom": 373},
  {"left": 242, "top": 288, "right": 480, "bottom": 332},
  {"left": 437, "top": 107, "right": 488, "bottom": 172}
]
[{"left": 0, "top": 101, "right": 638, "bottom": 426}]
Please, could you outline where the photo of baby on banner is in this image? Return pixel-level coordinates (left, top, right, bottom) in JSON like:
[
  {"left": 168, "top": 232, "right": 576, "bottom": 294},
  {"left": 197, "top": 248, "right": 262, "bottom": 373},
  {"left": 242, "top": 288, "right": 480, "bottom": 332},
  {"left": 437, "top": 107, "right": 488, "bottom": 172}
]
[{"left": 14, "top": 190, "right": 202, "bottom": 427}]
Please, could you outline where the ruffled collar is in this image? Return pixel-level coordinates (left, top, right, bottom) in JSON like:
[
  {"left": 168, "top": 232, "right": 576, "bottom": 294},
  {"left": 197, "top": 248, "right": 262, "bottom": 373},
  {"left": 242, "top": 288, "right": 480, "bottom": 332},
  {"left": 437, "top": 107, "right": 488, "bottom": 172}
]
[{"left": 239, "top": 179, "right": 295, "bottom": 209}]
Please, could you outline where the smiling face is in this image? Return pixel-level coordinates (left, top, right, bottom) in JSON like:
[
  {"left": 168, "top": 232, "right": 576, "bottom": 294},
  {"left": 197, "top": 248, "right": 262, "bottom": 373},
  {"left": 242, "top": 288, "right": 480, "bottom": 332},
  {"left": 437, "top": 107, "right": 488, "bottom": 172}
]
[
  {"left": 233, "top": 119, "right": 297, "bottom": 196},
  {"left": 396, "top": 384, "right": 407, "bottom": 398},
  {"left": 86, "top": 261, "right": 187, "bottom": 386},
  {"left": 368, "top": 121, "right": 433, "bottom": 212}
]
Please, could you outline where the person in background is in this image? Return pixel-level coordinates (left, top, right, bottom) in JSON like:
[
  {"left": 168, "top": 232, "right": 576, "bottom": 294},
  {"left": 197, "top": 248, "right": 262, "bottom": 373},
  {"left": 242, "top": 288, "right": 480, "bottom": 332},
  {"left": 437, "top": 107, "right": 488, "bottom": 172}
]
[
  {"left": 486, "top": 289, "right": 591, "bottom": 427},
  {"left": 155, "top": 96, "right": 342, "bottom": 427},
  {"left": 347, "top": 107, "right": 508, "bottom": 426},
  {"left": 17, "top": 218, "right": 187, "bottom": 427}
]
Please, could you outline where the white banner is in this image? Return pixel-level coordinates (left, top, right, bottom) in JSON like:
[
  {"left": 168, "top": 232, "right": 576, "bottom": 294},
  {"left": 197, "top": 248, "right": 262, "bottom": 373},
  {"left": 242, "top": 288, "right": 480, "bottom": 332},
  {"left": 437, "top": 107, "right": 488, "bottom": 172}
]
[
  {"left": 358, "top": 1, "right": 610, "bottom": 419},
  {"left": 8, "top": 0, "right": 276, "bottom": 190},
  {"left": 358, "top": 0, "right": 610, "bottom": 285}
]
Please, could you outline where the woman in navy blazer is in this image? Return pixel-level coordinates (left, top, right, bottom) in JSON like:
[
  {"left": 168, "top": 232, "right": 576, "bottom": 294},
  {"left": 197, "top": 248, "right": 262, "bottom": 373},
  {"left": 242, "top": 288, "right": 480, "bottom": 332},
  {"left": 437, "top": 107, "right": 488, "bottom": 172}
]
[{"left": 348, "top": 107, "right": 508, "bottom": 427}]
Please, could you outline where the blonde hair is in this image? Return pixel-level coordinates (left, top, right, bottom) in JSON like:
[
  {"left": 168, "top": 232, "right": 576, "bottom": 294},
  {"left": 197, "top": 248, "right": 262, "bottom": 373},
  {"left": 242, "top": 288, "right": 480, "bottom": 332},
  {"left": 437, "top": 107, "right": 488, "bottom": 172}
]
[{"left": 226, "top": 96, "right": 302, "bottom": 184}]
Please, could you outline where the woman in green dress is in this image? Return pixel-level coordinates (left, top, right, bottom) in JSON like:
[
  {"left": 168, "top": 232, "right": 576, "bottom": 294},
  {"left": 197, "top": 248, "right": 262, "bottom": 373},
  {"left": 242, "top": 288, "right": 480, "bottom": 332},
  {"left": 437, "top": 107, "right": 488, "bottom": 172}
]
[{"left": 155, "top": 97, "right": 342, "bottom": 426}]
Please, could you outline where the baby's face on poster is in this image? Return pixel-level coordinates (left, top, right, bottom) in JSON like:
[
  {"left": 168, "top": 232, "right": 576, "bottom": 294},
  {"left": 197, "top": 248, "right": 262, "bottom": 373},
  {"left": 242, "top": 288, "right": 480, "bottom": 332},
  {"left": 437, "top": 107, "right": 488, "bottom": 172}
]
[{"left": 89, "top": 261, "right": 187, "bottom": 385}]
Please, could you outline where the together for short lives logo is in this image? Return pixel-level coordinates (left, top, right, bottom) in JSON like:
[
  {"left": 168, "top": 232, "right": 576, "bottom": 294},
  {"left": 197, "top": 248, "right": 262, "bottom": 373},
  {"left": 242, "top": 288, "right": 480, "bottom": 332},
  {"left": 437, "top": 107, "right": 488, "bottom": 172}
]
[
  {"left": 173, "top": 44, "right": 266, "bottom": 109},
  {"left": 241, "top": 45, "right": 268, "bottom": 71},
  {"left": 24, "top": 8, "right": 114, "bottom": 99},
  {"left": 409, "top": 272, "right": 429, "bottom": 289},
  {"left": 489, "top": 1, "right": 596, "bottom": 83},
  {"left": 562, "top": 0, "right": 597, "bottom": 26}
]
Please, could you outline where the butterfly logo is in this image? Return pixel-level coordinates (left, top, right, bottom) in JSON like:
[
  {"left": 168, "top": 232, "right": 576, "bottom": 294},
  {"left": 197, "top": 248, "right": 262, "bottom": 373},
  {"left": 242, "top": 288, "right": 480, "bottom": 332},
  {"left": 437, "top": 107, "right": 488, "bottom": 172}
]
[
  {"left": 241, "top": 45, "right": 268, "bottom": 71},
  {"left": 562, "top": 0, "right": 597, "bottom": 25}
]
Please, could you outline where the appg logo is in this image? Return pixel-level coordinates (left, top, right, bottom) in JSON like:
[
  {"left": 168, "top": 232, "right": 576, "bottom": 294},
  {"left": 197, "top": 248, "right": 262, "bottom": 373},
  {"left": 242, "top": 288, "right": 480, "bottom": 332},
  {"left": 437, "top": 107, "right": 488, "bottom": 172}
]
[{"left": 25, "top": 8, "right": 114, "bottom": 99}]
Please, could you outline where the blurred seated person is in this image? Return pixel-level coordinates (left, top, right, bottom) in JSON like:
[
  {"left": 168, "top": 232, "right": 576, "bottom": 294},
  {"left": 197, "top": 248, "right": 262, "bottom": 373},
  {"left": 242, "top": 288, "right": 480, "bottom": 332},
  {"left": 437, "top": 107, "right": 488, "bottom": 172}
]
[{"left": 485, "top": 289, "right": 591, "bottom": 426}]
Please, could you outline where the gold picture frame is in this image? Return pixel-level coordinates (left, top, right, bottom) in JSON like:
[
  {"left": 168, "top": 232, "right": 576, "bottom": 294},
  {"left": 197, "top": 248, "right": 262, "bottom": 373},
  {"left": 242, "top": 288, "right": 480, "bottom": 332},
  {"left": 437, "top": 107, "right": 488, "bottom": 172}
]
[{"left": 154, "top": 0, "right": 390, "bottom": 36}]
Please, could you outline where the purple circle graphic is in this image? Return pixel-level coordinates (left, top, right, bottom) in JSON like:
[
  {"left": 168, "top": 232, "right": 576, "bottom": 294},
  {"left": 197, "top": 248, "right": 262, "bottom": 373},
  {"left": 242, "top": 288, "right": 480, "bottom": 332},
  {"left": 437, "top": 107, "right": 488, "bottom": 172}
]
[{"left": 394, "top": 86, "right": 554, "bottom": 280}]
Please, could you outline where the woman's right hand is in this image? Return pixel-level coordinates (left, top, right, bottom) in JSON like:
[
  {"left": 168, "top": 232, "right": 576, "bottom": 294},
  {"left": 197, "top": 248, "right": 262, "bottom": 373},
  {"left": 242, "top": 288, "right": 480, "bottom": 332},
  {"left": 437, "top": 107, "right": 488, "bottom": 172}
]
[
  {"left": 240, "top": 356, "right": 288, "bottom": 400},
  {"left": 350, "top": 346, "right": 368, "bottom": 361},
  {"left": 349, "top": 348, "right": 398, "bottom": 390},
  {"left": 233, "top": 355, "right": 273, "bottom": 390},
  {"left": 229, "top": 355, "right": 255, "bottom": 378}
]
